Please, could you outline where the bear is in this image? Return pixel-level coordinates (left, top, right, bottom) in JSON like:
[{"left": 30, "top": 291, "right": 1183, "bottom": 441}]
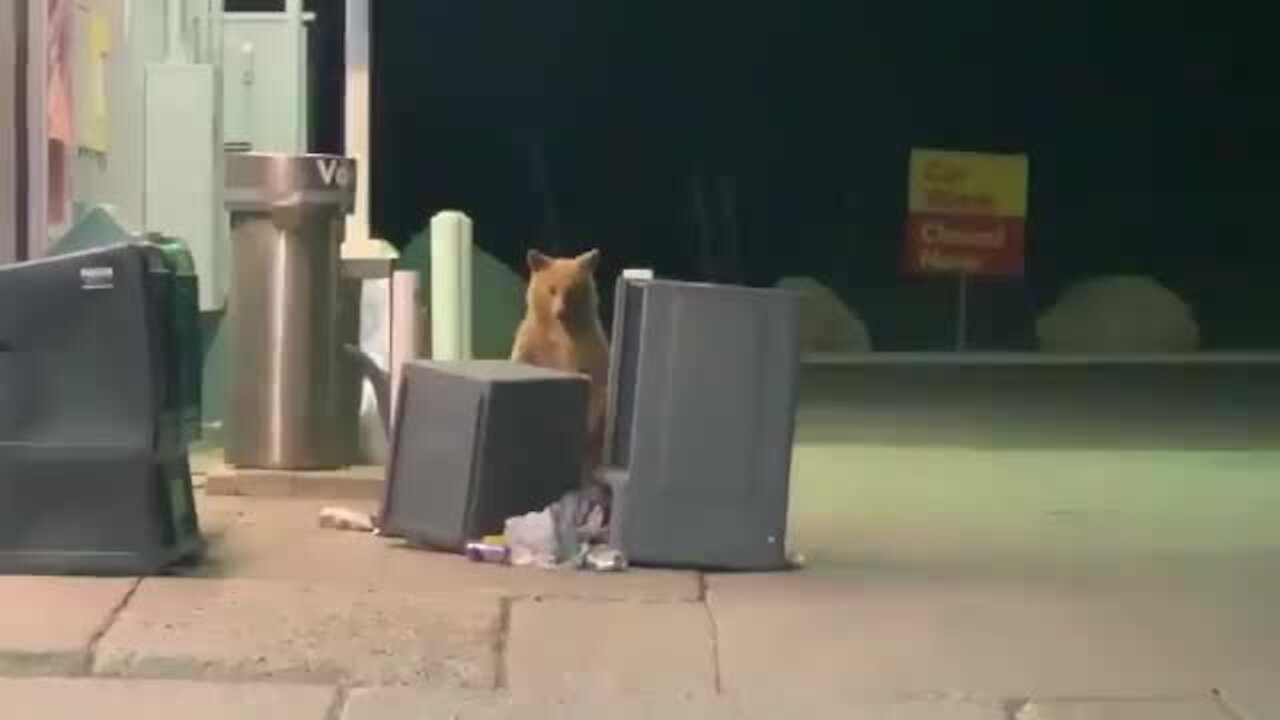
[{"left": 510, "top": 249, "right": 611, "bottom": 488}]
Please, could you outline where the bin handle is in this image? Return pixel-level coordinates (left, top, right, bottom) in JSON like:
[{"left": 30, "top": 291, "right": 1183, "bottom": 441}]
[{"left": 343, "top": 344, "right": 390, "bottom": 438}]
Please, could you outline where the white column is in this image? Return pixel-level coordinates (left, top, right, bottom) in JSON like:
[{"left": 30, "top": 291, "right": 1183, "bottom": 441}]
[
  {"left": 389, "top": 270, "right": 422, "bottom": 423},
  {"left": 429, "top": 210, "right": 474, "bottom": 361},
  {"left": 284, "top": 0, "right": 306, "bottom": 152},
  {"left": 165, "top": 0, "right": 187, "bottom": 62},
  {"left": 342, "top": 0, "right": 375, "bottom": 255}
]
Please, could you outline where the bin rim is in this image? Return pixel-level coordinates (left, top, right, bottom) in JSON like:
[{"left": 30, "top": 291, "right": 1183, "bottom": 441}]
[{"left": 224, "top": 153, "right": 357, "bottom": 212}]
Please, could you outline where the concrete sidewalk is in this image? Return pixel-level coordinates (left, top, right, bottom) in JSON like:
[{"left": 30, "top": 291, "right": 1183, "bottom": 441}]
[
  {"left": 2, "top": 479, "right": 1278, "bottom": 718},
  {"left": 7, "top": 677, "right": 1236, "bottom": 720}
]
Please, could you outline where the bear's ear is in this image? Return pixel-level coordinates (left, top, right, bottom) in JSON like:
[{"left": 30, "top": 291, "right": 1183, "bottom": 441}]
[
  {"left": 576, "top": 249, "right": 601, "bottom": 272},
  {"left": 527, "top": 249, "right": 551, "bottom": 272}
]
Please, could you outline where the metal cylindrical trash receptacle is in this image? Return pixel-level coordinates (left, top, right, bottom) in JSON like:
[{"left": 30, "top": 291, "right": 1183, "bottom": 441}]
[{"left": 223, "top": 152, "right": 357, "bottom": 470}]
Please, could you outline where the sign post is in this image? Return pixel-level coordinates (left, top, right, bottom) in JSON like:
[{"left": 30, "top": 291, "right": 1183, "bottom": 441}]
[
  {"left": 955, "top": 274, "right": 969, "bottom": 350},
  {"left": 903, "top": 148, "right": 1029, "bottom": 350}
]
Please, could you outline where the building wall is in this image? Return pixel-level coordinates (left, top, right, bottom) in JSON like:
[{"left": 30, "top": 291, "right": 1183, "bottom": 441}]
[
  {"left": 66, "top": 0, "right": 167, "bottom": 236},
  {"left": 0, "top": 1, "right": 18, "bottom": 264}
]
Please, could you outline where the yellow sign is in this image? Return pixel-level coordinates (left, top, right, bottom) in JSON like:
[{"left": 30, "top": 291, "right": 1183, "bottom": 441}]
[
  {"left": 904, "top": 148, "right": 1030, "bottom": 277},
  {"left": 907, "top": 149, "right": 1028, "bottom": 218},
  {"left": 87, "top": 8, "right": 113, "bottom": 153}
]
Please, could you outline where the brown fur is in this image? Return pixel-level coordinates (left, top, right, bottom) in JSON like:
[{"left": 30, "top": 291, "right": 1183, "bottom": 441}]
[{"left": 510, "top": 249, "right": 610, "bottom": 482}]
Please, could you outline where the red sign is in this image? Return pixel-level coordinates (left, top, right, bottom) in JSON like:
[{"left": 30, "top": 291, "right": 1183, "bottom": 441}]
[
  {"left": 902, "top": 213, "right": 1025, "bottom": 276},
  {"left": 903, "top": 149, "right": 1028, "bottom": 278}
]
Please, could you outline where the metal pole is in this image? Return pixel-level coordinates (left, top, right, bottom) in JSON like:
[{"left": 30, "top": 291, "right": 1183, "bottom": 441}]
[
  {"left": 691, "top": 174, "right": 717, "bottom": 281},
  {"left": 955, "top": 274, "right": 969, "bottom": 351},
  {"left": 524, "top": 129, "right": 561, "bottom": 251},
  {"left": 207, "top": 0, "right": 223, "bottom": 68},
  {"left": 208, "top": 0, "right": 226, "bottom": 288},
  {"left": 716, "top": 174, "right": 745, "bottom": 284},
  {"left": 165, "top": 0, "right": 187, "bottom": 62}
]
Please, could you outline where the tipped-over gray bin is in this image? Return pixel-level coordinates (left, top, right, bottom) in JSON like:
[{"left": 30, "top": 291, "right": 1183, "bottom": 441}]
[
  {"left": 604, "top": 278, "right": 802, "bottom": 570},
  {"left": 381, "top": 360, "right": 589, "bottom": 551},
  {"left": 0, "top": 244, "right": 203, "bottom": 575}
]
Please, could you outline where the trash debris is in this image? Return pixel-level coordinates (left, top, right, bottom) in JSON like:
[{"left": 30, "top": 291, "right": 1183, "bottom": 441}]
[
  {"left": 493, "top": 488, "right": 628, "bottom": 572},
  {"left": 464, "top": 542, "right": 510, "bottom": 564},
  {"left": 583, "top": 544, "right": 628, "bottom": 572},
  {"left": 318, "top": 507, "right": 377, "bottom": 533},
  {"left": 786, "top": 550, "right": 807, "bottom": 569},
  {"left": 550, "top": 488, "right": 607, "bottom": 561},
  {"left": 504, "top": 509, "right": 558, "bottom": 569}
]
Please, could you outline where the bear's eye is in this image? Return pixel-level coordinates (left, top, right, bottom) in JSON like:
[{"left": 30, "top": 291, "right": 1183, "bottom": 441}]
[{"left": 548, "top": 286, "right": 559, "bottom": 296}]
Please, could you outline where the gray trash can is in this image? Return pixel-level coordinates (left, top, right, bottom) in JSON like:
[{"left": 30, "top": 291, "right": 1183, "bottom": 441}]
[
  {"left": 223, "top": 152, "right": 357, "bottom": 470},
  {"left": 603, "top": 278, "right": 802, "bottom": 570}
]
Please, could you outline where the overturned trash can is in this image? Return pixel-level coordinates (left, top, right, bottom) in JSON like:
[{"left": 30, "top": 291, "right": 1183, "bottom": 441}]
[
  {"left": 0, "top": 243, "right": 205, "bottom": 575},
  {"left": 224, "top": 153, "right": 357, "bottom": 470}
]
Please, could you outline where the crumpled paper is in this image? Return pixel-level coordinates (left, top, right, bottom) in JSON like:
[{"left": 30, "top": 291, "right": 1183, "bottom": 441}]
[
  {"left": 318, "top": 506, "right": 377, "bottom": 533},
  {"left": 502, "top": 489, "right": 627, "bottom": 572},
  {"left": 503, "top": 508, "right": 558, "bottom": 569}
]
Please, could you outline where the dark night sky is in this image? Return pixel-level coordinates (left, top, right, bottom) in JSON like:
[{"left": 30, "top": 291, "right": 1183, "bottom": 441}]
[{"left": 302, "top": 0, "right": 1280, "bottom": 349}]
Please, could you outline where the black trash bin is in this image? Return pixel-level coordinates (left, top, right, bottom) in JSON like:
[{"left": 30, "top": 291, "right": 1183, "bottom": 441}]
[{"left": 0, "top": 244, "right": 204, "bottom": 575}]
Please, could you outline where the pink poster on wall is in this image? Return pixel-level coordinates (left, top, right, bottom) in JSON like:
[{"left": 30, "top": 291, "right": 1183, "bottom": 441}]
[{"left": 46, "top": 0, "right": 73, "bottom": 226}]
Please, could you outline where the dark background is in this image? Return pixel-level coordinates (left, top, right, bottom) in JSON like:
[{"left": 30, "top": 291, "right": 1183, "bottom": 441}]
[{"left": 235, "top": 0, "right": 1280, "bottom": 350}]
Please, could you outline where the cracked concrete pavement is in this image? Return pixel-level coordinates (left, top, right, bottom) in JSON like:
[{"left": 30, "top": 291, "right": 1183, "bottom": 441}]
[{"left": 4, "top": 443, "right": 1280, "bottom": 719}]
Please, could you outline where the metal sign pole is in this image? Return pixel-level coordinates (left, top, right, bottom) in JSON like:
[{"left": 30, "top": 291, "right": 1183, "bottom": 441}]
[{"left": 955, "top": 273, "right": 969, "bottom": 351}]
